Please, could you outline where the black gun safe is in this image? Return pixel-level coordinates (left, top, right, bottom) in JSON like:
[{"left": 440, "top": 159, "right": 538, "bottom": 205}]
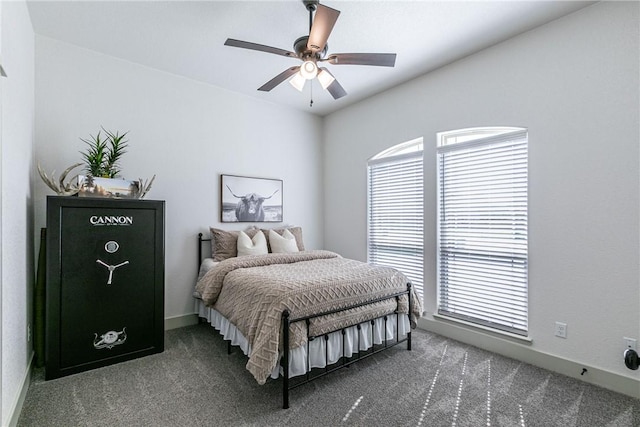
[{"left": 45, "top": 196, "right": 165, "bottom": 379}]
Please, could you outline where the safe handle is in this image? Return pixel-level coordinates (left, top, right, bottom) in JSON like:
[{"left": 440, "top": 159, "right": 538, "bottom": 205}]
[{"left": 96, "top": 260, "right": 129, "bottom": 285}]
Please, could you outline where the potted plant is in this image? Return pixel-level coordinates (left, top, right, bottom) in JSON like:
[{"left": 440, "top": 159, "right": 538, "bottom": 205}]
[{"left": 80, "top": 127, "right": 128, "bottom": 178}]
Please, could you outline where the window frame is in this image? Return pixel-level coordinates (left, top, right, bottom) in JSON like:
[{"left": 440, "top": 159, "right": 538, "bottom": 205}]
[
  {"left": 436, "top": 127, "right": 529, "bottom": 336},
  {"left": 367, "top": 138, "right": 424, "bottom": 301}
]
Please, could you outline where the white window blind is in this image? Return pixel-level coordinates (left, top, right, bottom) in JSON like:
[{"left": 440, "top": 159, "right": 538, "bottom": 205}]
[
  {"left": 368, "top": 148, "right": 424, "bottom": 300},
  {"left": 437, "top": 128, "right": 528, "bottom": 335}
]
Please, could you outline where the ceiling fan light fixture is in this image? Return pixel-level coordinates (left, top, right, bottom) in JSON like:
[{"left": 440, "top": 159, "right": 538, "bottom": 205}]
[
  {"left": 289, "top": 72, "right": 306, "bottom": 91},
  {"left": 300, "top": 60, "right": 318, "bottom": 80},
  {"left": 317, "top": 68, "right": 335, "bottom": 90}
]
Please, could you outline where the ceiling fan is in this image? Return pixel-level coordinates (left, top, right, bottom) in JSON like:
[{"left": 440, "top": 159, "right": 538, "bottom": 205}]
[{"left": 224, "top": 0, "right": 396, "bottom": 101}]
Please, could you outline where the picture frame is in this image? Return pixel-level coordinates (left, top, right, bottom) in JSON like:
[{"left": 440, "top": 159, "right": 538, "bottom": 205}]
[
  {"left": 221, "top": 174, "right": 283, "bottom": 223},
  {"left": 77, "top": 175, "right": 140, "bottom": 199}
]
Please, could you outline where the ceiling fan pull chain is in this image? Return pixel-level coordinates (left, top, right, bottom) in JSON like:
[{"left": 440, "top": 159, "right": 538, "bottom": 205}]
[{"left": 310, "top": 80, "right": 314, "bottom": 107}]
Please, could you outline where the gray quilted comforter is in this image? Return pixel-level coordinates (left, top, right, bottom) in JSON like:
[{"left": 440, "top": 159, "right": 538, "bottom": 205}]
[{"left": 195, "top": 250, "right": 422, "bottom": 384}]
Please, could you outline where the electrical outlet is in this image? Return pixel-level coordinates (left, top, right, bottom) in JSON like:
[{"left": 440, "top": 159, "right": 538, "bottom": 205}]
[
  {"left": 555, "top": 322, "right": 567, "bottom": 338},
  {"left": 27, "top": 324, "right": 32, "bottom": 342},
  {"left": 624, "top": 337, "right": 637, "bottom": 351}
]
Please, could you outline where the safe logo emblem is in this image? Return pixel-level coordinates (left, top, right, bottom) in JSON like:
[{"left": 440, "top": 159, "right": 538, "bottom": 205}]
[
  {"left": 89, "top": 215, "right": 133, "bottom": 226},
  {"left": 93, "top": 328, "right": 127, "bottom": 349}
]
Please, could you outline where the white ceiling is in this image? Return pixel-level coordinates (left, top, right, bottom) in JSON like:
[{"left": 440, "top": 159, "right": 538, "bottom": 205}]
[{"left": 27, "top": 0, "right": 594, "bottom": 116}]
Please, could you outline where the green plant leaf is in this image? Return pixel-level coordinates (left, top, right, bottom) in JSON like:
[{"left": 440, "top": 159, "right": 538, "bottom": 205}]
[
  {"left": 102, "top": 127, "right": 129, "bottom": 178},
  {"left": 79, "top": 128, "right": 130, "bottom": 178},
  {"left": 79, "top": 131, "right": 109, "bottom": 177}
]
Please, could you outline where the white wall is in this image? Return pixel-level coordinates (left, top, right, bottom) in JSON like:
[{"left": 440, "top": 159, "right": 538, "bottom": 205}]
[
  {"left": 324, "top": 2, "right": 639, "bottom": 395},
  {"left": 1, "top": 0, "right": 35, "bottom": 424},
  {"left": 34, "top": 36, "right": 324, "bottom": 321}
]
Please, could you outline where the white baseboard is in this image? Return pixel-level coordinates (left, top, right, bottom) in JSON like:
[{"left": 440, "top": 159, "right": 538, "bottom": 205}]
[
  {"left": 7, "top": 352, "right": 33, "bottom": 427},
  {"left": 164, "top": 313, "right": 199, "bottom": 330},
  {"left": 417, "top": 317, "right": 640, "bottom": 400}
]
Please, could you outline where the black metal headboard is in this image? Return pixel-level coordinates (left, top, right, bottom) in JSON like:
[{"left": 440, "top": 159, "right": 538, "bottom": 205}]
[{"left": 197, "top": 232, "right": 211, "bottom": 274}]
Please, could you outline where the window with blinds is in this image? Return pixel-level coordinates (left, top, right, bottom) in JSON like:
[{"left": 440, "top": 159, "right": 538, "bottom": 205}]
[
  {"left": 367, "top": 138, "right": 424, "bottom": 300},
  {"left": 437, "top": 128, "right": 528, "bottom": 335}
]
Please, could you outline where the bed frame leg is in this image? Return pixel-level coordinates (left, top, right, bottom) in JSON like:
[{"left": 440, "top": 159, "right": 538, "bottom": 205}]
[{"left": 282, "top": 310, "right": 290, "bottom": 409}]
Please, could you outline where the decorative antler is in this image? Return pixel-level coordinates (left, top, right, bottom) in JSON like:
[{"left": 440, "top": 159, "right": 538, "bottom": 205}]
[
  {"left": 37, "top": 162, "right": 83, "bottom": 196},
  {"left": 137, "top": 175, "right": 156, "bottom": 199}
]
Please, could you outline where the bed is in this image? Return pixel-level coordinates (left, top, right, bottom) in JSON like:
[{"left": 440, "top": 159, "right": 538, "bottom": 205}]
[{"left": 194, "top": 227, "right": 422, "bottom": 408}]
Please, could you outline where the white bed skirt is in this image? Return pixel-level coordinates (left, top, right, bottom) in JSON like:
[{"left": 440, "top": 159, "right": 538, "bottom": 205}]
[{"left": 196, "top": 299, "right": 410, "bottom": 380}]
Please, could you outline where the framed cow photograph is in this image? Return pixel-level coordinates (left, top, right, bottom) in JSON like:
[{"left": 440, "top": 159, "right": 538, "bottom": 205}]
[{"left": 221, "top": 174, "right": 283, "bottom": 223}]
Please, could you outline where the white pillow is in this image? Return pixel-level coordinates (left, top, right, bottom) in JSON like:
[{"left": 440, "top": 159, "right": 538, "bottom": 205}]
[
  {"left": 237, "top": 230, "right": 268, "bottom": 256},
  {"left": 269, "top": 229, "right": 299, "bottom": 253}
]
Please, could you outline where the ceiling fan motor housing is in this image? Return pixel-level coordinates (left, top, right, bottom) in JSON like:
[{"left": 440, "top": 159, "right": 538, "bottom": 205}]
[{"left": 294, "top": 36, "right": 327, "bottom": 61}]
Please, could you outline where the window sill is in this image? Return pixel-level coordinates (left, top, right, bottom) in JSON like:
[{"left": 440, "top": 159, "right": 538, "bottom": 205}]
[{"left": 432, "top": 313, "right": 533, "bottom": 344}]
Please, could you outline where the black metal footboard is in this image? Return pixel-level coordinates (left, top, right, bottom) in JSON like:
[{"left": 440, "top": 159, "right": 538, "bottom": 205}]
[{"left": 281, "top": 283, "right": 413, "bottom": 409}]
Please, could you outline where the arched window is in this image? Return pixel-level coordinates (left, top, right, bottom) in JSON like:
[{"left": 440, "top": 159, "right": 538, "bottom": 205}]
[
  {"left": 367, "top": 137, "right": 424, "bottom": 300},
  {"left": 437, "top": 127, "right": 528, "bottom": 335}
]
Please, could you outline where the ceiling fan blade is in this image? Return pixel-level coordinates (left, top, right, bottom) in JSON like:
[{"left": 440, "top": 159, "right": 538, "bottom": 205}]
[
  {"left": 224, "top": 38, "right": 296, "bottom": 58},
  {"left": 307, "top": 4, "right": 340, "bottom": 53},
  {"left": 326, "top": 53, "right": 397, "bottom": 67},
  {"left": 258, "top": 66, "right": 300, "bottom": 92},
  {"left": 326, "top": 79, "right": 347, "bottom": 100}
]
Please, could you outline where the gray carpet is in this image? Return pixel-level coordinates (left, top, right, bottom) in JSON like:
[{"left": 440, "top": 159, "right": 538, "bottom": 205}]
[{"left": 18, "top": 324, "right": 640, "bottom": 426}]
